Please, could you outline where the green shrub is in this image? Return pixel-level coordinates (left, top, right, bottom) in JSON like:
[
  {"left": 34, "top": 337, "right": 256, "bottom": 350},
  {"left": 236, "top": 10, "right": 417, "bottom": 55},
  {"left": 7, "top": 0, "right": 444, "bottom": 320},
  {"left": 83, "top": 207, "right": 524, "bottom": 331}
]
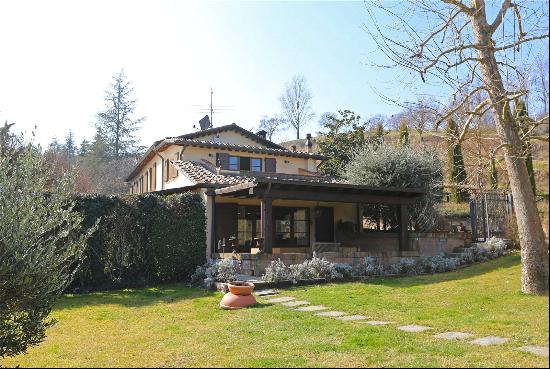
[{"left": 70, "top": 192, "right": 206, "bottom": 292}]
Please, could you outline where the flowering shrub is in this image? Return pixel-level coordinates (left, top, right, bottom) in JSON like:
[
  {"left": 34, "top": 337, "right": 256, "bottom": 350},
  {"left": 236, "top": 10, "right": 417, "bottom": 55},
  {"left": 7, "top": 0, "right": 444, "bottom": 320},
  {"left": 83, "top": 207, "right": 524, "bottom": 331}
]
[
  {"left": 420, "top": 254, "right": 460, "bottom": 273},
  {"left": 190, "top": 258, "right": 240, "bottom": 287},
  {"left": 353, "top": 257, "right": 384, "bottom": 276},
  {"left": 262, "top": 259, "right": 291, "bottom": 283},
  {"left": 262, "top": 254, "right": 345, "bottom": 284}
]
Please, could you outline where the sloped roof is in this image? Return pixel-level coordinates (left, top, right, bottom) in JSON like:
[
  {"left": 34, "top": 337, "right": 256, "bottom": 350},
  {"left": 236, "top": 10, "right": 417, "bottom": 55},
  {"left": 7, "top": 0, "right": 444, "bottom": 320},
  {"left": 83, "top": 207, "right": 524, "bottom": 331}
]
[
  {"left": 166, "top": 138, "right": 325, "bottom": 160},
  {"left": 125, "top": 123, "right": 324, "bottom": 182},
  {"left": 174, "top": 160, "right": 343, "bottom": 187},
  {"left": 177, "top": 123, "right": 286, "bottom": 150}
]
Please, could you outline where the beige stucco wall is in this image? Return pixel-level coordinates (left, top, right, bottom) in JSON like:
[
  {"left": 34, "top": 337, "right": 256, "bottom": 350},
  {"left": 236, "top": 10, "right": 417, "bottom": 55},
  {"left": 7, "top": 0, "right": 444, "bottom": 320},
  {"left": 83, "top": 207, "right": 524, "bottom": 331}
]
[{"left": 129, "top": 139, "right": 320, "bottom": 193}]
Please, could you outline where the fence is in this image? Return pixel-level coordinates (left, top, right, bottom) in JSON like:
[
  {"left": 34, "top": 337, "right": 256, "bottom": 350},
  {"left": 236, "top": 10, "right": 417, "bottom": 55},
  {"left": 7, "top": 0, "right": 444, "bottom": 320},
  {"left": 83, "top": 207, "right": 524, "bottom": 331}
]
[{"left": 470, "top": 192, "right": 513, "bottom": 242}]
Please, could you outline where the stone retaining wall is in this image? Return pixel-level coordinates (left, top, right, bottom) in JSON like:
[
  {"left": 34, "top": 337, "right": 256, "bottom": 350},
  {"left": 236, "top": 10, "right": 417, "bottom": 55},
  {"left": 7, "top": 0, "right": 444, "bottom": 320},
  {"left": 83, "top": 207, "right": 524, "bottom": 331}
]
[{"left": 230, "top": 231, "right": 469, "bottom": 277}]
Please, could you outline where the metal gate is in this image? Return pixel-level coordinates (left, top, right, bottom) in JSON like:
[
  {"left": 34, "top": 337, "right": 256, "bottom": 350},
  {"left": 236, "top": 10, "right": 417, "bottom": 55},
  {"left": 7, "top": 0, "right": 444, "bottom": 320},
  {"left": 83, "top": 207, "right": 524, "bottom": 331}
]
[{"left": 470, "top": 192, "right": 513, "bottom": 242}]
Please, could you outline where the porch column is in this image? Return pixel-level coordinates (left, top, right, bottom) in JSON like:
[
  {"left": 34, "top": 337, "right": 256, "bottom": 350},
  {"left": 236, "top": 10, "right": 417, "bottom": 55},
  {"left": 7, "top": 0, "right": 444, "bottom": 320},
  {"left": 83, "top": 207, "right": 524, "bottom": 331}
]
[
  {"left": 206, "top": 190, "right": 216, "bottom": 258},
  {"left": 356, "top": 203, "right": 364, "bottom": 233},
  {"left": 399, "top": 203, "right": 409, "bottom": 251},
  {"left": 261, "top": 196, "right": 273, "bottom": 254}
]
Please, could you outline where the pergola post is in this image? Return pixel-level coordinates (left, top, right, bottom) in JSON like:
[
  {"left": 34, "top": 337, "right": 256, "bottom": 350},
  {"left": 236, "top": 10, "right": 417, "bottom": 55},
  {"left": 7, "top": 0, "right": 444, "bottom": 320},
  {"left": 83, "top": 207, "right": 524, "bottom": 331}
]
[
  {"left": 206, "top": 190, "right": 216, "bottom": 257},
  {"left": 399, "top": 203, "right": 409, "bottom": 251},
  {"left": 261, "top": 196, "right": 273, "bottom": 254}
]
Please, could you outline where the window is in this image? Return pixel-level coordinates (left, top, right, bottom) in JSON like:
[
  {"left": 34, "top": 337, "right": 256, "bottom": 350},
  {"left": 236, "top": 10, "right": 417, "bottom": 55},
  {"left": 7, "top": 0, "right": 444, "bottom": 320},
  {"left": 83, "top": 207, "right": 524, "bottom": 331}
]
[
  {"left": 237, "top": 206, "right": 261, "bottom": 248},
  {"left": 274, "top": 207, "right": 310, "bottom": 247},
  {"left": 228, "top": 156, "right": 262, "bottom": 172},
  {"left": 251, "top": 158, "right": 262, "bottom": 172},
  {"left": 229, "top": 156, "right": 239, "bottom": 170}
]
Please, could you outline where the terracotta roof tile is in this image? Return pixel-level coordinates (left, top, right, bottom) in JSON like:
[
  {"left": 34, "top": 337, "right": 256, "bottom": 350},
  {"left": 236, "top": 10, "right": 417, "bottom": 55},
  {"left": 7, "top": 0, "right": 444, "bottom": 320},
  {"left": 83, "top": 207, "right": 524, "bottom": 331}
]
[{"left": 174, "top": 160, "right": 345, "bottom": 187}]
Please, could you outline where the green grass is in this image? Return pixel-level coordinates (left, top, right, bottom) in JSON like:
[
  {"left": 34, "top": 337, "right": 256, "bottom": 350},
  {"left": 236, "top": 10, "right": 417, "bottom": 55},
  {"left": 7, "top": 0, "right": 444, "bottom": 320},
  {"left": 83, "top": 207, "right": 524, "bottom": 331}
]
[{"left": 2, "top": 255, "right": 548, "bottom": 368}]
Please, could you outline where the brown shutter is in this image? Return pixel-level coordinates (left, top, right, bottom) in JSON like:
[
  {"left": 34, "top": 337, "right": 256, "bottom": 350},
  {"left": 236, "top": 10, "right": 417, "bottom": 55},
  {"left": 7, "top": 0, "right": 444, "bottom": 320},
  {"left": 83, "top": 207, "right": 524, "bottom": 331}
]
[
  {"left": 265, "top": 158, "right": 276, "bottom": 173},
  {"left": 216, "top": 153, "right": 230, "bottom": 170},
  {"left": 152, "top": 163, "right": 156, "bottom": 191}
]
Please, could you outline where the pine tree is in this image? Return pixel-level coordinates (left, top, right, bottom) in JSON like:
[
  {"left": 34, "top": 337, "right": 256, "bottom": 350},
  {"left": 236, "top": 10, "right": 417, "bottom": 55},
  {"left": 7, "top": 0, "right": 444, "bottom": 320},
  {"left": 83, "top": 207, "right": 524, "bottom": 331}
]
[
  {"left": 63, "top": 131, "right": 77, "bottom": 166},
  {"left": 96, "top": 70, "right": 145, "bottom": 158},
  {"left": 514, "top": 99, "right": 537, "bottom": 196},
  {"left": 398, "top": 121, "right": 409, "bottom": 147},
  {"left": 445, "top": 118, "right": 468, "bottom": 202}
]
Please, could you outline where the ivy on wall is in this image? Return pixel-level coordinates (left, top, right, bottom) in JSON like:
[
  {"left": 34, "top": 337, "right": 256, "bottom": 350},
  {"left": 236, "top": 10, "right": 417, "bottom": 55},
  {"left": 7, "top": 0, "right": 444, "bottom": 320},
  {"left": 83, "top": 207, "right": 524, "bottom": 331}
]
[{"left": 70, "top": 192, "right": 206, "bottom": 292}]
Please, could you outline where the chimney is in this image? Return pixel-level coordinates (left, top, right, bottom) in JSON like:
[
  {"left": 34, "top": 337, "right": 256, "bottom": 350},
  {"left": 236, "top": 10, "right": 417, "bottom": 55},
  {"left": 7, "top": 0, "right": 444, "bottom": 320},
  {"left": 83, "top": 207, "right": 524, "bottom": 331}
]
[
  {"left": 291, "top": 145, "right": 297, "bottom": 152},
  {"left": 256, "top": 130, "right": 267, "bottom": 140},
  {"left": 198, "top": 115, "right": 211, "bottom": 130},
  {"left": 305, "top": 133, "right": 313, "bottom": 153}
]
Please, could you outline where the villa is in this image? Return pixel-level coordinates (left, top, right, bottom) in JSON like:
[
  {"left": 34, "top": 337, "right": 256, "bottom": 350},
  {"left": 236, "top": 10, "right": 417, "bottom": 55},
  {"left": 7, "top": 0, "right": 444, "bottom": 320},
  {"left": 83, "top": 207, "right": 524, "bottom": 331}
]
[{"left": 125, "top": 117, "right": 468, "bottom": 275}]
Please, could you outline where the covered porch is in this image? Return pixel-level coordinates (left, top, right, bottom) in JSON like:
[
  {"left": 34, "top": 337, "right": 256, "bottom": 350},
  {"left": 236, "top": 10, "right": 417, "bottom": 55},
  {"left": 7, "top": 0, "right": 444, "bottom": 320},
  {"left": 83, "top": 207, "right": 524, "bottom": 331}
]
[{"left": 206, "top": 178, "right": 425, "bottom": 258}]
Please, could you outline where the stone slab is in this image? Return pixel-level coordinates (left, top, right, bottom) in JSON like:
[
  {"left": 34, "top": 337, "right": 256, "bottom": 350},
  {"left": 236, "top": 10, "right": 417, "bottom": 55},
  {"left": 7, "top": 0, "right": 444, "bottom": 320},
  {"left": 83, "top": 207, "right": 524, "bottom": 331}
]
[
  {"left": 469, "top": 336, "right": 509, "bottom": 346},
  {"left": 255, "top": 290, "right": 279, "bottom": 297},
  {"left": 397, "top": 325, "right": 432, "bottom": 332},
  {"left": 336, "top": 315, "right": 367, "bottom": 321},
  {"left": 434, "top": 332, "right": 474, "bottom": 340},
  {"left": 315, "top": 311, "right": 347, "bottom": 317},
  {"left": 282, "top": 300, "right": 310, "bottom": 307},
  {"left": 265, "top": 296, "right": 295, "bottom": 303},
  {"left": 367, "top": 321, "right": 395, "bottom": 325},
  {"left": 517, "top": 345, "right": 549, "bottom": 357},
  {"left": 294, "top": 305, "right": 327, "bottom": 312}
]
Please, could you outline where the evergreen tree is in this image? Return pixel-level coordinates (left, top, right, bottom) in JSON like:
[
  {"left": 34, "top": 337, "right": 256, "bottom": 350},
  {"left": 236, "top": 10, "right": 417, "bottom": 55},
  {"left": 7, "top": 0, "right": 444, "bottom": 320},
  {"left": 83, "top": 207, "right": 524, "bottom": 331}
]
[
  {"left": 96, "top": 70, "right": 145, "bottom": 158},
  {"left": 488, "top": 156, "right": 498, "bottom": 190},
  {"left": 398, "top": 121, "right": 409, "bottom": 147},
  {"left": 445, "top": 118, "right": 468, "bottom": 202},
  {"left": 374, "top": 122, "right": 385, "bottom": 143},
  {"left": 514, "top": 99, "right": 537, "bottom": 196},
  {"left": 63, "top": 131, "right": 77, "bottom": 166},
  {"left": 317, "top": 110, "right": 366, "bottom": 176}
]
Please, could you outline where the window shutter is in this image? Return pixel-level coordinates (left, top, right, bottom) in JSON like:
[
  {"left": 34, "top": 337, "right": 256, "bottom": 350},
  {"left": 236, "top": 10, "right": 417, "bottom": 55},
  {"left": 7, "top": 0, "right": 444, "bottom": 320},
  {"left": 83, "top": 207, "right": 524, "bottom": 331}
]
[
  {"left": 216, "top": 153, "right": 230, "bottom": 170},
  {"left": 265, "top": 158, "right": 276, "bottom": 173},
  {"left": 152, "top": 163, "right": 156, "bottom": 191}
]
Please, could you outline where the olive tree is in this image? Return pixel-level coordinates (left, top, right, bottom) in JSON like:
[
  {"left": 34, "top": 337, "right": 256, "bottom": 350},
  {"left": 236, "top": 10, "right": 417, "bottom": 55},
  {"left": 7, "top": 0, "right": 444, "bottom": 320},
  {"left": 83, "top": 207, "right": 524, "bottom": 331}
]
[
  {"left": 0, "top": 131, "right": 94, "bottom": 358},
  {"left": 343, "top": 144, "right": 443, "bottom": 232}
]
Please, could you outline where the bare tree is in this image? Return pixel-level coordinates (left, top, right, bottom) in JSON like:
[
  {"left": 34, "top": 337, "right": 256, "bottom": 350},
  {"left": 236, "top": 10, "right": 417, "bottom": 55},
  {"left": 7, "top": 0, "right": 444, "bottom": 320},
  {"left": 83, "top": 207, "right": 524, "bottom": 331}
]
[
  {"left": 366, "top": 0, "right": 549, "bottom": 294},
  {"left": 258, "top": 115, "right": 286, "bottom": 141},
  {"left": 279, "top": 75, "right": 315, "bottom": 139},
  {"left": 531, "top": 55, "right": 549, "bottom": 118}
]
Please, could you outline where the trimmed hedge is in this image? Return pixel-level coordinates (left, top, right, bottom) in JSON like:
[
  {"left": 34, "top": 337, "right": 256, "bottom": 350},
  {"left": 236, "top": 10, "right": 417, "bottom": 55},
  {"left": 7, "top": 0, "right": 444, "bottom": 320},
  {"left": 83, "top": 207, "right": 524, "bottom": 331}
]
[{"left": 70, "top": 192, "right": 206, "bottom": 292}]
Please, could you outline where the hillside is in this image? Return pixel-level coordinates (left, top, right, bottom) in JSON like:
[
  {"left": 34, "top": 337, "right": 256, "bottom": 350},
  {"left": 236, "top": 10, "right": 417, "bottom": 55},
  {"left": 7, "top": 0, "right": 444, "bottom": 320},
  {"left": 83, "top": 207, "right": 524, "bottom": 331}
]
[{"left": 280, "top": 128, "right": 549, "bottom": 196}]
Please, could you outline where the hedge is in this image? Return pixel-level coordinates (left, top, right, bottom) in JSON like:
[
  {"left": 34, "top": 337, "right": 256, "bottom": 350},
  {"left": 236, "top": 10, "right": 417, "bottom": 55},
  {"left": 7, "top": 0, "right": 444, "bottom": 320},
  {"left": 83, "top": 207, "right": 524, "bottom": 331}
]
[{"left": 69, "top": 192, "right": 206, "bottom": 292}]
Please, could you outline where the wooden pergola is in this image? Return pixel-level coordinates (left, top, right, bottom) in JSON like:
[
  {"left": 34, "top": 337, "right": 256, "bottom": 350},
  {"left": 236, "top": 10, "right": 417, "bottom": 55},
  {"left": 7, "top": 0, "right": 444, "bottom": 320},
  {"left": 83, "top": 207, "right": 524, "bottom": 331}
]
[{"left": 208, "top": 179, "right": 425, "bottom": 254}]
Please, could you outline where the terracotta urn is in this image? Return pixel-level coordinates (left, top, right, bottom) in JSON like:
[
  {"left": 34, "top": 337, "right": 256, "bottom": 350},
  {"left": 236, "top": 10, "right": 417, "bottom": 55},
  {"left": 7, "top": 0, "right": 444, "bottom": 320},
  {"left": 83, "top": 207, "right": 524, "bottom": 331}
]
[{"left": 220, "top": 281, "right": 256, "bottom": 310}]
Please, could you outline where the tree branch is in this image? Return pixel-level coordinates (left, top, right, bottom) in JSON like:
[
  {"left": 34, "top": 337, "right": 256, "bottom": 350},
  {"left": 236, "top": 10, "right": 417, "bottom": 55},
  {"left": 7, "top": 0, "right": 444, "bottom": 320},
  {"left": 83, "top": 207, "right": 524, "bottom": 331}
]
[{"left": 489, "top": 0, "right": 512, "bottom": 34}]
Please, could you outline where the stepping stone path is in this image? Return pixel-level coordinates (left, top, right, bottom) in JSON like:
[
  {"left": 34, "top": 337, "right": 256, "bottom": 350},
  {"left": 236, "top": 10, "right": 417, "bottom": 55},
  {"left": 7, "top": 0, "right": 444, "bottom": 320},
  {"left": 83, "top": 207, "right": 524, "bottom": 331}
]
[
  {"left": 294, "top": 305, "right": 327, "bottom": 312},
  {"left": 262, "top": 295, "right": 545, "bottom": 356},
  {"left": 266, "top": 296, "right": 295, "bottom": 303},
  {"left": 255, "top": 290, "right": 279, "bottom": 297},
  {"left": 434, "top": 332, "right": 474, "bottom": 340},
  {"left": 336, "top": 315, "right": 367, "bottom": 321},
  {"left": 367, "top": 321, "right": 394, "bottom": 325},
  {"left": 470, "top": 336, "right": 509, "bottom": 346},
  {"left": 517, "top": 345, "right": 549, "bottom": 357},
  {"left": 398, "top": 325, "right": 432, "bottom": 332},
  {"left": 316, "top": 311, "right": 347, "bottom": 317},
  {"left": 282, "top": 300, "right": 310, "bottom": 307}
]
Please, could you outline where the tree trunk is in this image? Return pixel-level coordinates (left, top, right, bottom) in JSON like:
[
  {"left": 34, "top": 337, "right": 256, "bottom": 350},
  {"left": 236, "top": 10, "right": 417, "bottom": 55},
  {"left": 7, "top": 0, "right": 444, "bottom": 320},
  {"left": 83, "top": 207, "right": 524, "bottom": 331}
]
[{"left": 471, "top": 5, "right": 549, "bottom": 295}]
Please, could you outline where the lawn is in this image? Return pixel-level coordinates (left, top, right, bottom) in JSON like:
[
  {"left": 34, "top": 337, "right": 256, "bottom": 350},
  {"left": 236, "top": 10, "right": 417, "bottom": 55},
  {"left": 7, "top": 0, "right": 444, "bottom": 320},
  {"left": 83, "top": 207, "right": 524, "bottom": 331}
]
[{"left": 2, "top": 255, "right": 548, "bottom": 368}]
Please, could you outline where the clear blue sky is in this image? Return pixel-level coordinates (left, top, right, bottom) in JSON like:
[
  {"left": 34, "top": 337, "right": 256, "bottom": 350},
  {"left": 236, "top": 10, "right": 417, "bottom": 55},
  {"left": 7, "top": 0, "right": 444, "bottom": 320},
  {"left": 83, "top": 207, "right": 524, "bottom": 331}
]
[{"left": 0, "top": 0, "right": 547, "bottom": 147}]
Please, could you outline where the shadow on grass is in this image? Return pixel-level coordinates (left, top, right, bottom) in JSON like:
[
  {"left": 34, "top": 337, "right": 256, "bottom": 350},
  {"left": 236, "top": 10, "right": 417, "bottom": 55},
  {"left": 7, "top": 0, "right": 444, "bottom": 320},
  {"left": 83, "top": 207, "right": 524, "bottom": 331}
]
[
  {"left": 56, "top": 284, "right": 219, "bottom": 310},
  {"left": 365, "top": 254, "right": 521, "bottom": 289}
]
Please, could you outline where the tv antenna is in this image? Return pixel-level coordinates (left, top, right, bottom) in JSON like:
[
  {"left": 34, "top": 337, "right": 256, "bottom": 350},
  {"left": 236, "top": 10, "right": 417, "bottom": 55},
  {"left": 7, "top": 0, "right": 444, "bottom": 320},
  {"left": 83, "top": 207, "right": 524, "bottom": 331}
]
[{"left": 210, "top": 87, "right": 213, "bottom": 126}]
